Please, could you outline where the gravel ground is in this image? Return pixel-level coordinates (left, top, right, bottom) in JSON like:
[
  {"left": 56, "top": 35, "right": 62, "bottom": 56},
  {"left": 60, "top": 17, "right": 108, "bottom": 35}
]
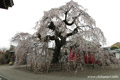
[{"left": 0, "top": 65, "right": 120, "bottom": 80}]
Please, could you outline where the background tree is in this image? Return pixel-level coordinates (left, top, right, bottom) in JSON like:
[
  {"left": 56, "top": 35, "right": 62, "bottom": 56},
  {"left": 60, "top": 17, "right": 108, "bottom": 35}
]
[
  {"left": 35, "top": 1, "right": 106, "bottom": 63},
  {"left": 110, "top": 42, "right": 120, "bottom": 50},
  {"left": 12, "top": 32, "right": 54, "bottom": 72},
  {"left": 11, "top": 32, "right": 32, "bottom": 43},
  {"left": 11, "top": 32, "right": 32, "bottom": 65}
]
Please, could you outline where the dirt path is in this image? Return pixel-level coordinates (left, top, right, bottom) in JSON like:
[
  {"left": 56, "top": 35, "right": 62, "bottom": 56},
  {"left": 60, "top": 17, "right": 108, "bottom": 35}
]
[{"left": 0, "top": 65, "right": 120, "bottom": 80}]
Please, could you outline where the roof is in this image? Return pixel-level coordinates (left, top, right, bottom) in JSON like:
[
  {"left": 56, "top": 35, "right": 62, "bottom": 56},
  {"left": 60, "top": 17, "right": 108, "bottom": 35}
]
[
  {"left": 110, "top": 49, "right": 120, "bottom": 53},
  {"left": 0, "top": 0, "right": 14, "bottom": 9}
]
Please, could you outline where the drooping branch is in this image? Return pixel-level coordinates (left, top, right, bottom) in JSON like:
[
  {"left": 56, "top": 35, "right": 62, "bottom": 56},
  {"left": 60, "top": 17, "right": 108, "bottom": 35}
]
[{"left": 11, "top": 32, "right": 32, "bottom": 43}]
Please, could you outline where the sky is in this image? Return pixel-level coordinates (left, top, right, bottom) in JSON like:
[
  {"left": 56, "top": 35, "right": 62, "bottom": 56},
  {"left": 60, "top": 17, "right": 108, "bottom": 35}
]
[{"left": 0, "top": 0, "right": 120, "bottom": 49}]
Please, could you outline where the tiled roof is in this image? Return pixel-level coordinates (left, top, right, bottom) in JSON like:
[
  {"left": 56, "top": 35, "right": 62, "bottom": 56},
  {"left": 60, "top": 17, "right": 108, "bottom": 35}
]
[{"left": 0, "top": 0, "right": 14, "bottom": 9}]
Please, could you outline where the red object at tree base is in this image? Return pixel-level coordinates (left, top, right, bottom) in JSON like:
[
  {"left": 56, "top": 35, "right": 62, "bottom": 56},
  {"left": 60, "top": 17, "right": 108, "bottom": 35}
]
[{"left": 69, "top": 49, "right": 98, "bottom": 64}]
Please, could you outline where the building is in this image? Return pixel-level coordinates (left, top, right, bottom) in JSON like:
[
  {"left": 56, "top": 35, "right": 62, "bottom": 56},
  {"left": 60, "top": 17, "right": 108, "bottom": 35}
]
[
  {"left": 110, "top": 49, "right": 120, "bottom": 60},
  {"left": 0, "top": 0, "right": 14, "bottom": 9}
]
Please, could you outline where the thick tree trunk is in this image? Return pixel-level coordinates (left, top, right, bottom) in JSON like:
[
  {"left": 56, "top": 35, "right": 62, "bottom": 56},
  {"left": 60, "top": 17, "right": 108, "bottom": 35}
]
[
  {"left": 52, "top": 39, "right": 61, "bottom": 63},
  {"left": 52, "top": 45, "right": 61, "bottom": 63},
  {"left": 52, "top": 36, "right": 66, "bottom": 63}
]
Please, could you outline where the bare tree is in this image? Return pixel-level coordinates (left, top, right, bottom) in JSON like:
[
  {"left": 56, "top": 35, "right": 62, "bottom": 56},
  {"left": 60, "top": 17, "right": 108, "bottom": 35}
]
[{"left": 35, "top": 1, "right": 106, "bottom": 63}]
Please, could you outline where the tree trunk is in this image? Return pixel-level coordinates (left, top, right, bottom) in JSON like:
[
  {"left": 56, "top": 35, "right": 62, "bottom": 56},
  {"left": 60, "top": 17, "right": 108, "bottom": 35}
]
[
  {"left": 52, "top": 39, "right": 61, "bottom": 63},
  {"left": 52, "top": 45, "right": 61, "bottom": 63}
]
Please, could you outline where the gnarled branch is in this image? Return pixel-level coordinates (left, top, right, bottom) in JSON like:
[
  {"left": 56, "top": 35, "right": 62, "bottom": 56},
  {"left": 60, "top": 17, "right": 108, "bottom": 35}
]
[{"left": 63, "top": 7, "right": 81, "bottom": 26}]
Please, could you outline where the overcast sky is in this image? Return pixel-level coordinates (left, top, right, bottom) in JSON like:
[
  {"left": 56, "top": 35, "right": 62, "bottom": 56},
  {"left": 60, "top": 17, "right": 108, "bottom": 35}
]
[{"left": 0, "top": 0, "right": 120, "bottom": 48}]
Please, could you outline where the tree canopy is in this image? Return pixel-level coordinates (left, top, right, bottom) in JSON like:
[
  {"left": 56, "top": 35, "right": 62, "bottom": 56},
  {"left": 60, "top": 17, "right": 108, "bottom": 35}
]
[
  {"left": 35, "top": 0, "right": 106, "bottom": 62},
  {"left": 110, "top": 42, "right": 120, "bottom": 50},
  {"left": 12, "top": 1, "right": 112, "bottom": 73}
]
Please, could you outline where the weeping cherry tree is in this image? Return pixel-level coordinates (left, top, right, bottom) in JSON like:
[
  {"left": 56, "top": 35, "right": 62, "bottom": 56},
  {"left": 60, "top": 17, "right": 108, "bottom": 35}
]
[
  {"left": 11, "top": 32, "right": 32, "bottom": 65},
  {"left": 35, "top": 0, "right": 106, "bottom": 63}
]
